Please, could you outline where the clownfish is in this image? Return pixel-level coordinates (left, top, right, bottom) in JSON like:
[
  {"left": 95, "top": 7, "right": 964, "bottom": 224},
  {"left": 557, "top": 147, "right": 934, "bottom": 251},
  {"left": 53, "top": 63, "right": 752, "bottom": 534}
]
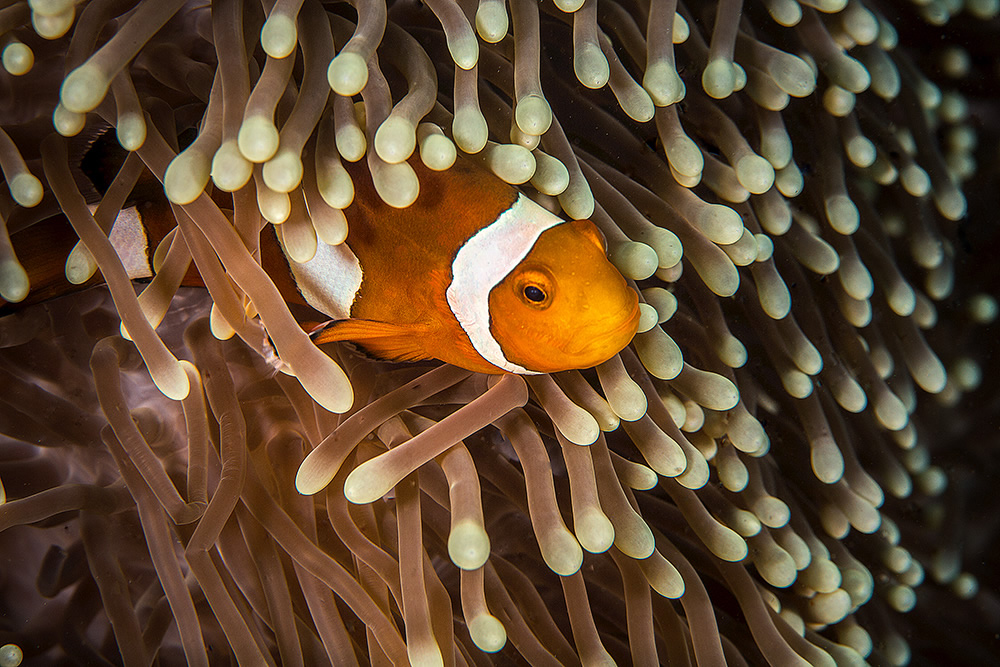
[
  {"left": 5, "top": 130, "right": 639, "bottom": 374},
  {"left": 297, "top": 159, "right": 640, "bottom": 374}
]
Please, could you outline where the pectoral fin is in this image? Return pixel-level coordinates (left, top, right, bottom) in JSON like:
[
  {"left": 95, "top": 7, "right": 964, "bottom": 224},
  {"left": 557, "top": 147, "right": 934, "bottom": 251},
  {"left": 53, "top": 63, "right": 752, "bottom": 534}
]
[{"left": 311, "top": 318, "right": 434, "bottom": 362}]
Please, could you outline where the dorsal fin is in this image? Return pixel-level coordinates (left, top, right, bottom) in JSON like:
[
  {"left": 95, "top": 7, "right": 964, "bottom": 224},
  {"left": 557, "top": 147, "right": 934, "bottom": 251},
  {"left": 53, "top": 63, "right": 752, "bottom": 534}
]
[{"left": 69, "top": 118, "right": 119, "bottom": 204}]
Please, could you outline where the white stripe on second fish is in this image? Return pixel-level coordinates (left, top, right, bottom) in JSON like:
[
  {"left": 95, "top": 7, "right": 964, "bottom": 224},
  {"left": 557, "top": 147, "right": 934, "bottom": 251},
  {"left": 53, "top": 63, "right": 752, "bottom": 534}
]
[
  {"left": 104, "top": 206, "right": 153, "bottom": 280},
  {"left": 285, "top": 237, "right": 363, "bottom": 320}
]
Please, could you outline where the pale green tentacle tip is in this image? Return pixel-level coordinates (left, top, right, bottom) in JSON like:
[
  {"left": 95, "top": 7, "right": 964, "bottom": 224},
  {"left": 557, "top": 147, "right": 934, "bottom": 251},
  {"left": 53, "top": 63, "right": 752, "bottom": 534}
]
[
  {"left": 665, "top": 135, "right": 703, "bottom": 179},
  {"left": 846, "top": 136, "right": 876, "bottom": 167},
  {"left": 886, "top": 584, "right": 917, "bottom": 613},
  {"left": 294, "top": 455, "right": 330, "bottom": 496},
  {"left": 934, "top": 188, "right": 967, "bottom": 221},
  {"left": 641, "top": 287, "right": 677, "bottom": 323},
  {"left": 643, "top": 61, "right": 685, "bottom": 106},
  {"left": 342, "top": 460, "right": 388, "bottom": 504},
  {"left": 769, "top": 56, "right": 816, "bottom": 98},
  {"left": 703, "top": 59, "right": 736, "bottom": 99},
  {"left": 732, "top": 63, "right": 747, "bottom": 92},
  {"left": 754, "top": 233, "right": 774, "bottom": 262},
  {"left": 968, "top": 0, "right": 1000, "bottom": 19},
  {"left": 633, "top": 326, "right": 683, "bottom": 380},
  {"left": 154, "top": 361, "right": 191, "bottom": 402},
  {"left": 614, "top": 456, "right": 656, "bottom": 488},
  {"left": 336, "top": 119, "right": 367, "bottom": 164},
  {"left": 768, "top": 0, "right": 801, "bottom": 26},
  {"left": 0, "top": 643, "right": 23, "bottom": 667},
  {"left": 900, "top": 163, "right": 931, "bottom": 197},
  {"left": 29, "top": 0, "right": 75, "bottom": 14},
  {"left": 263, "top": 150, "right": 305, "bottom": 193},
  {"left": 575, "top": 42, "right": 610, "bottom": 90},
  {"left": 699, "top": 203, "right": 745, "bottom": 245},
  {"left": 968, "top": 293, "right": 998, "bottom": 323},
  {"left": 32, "top": 7, "right": 74, "bottom": 39},
  {"left": 211, "top": 140, "right": 253, "bottom": 192},
  {"left": 942, "top": 89, "right": 971, "bottom": 122},
  {"left": 261, "top": 13, "right": 297, "bottom": 59},
  {"left": 762, "top": 132, "right": 792, "bottom": 170},
  {"left": 316, "top": 164, "right": 355, "bottom": 210},
  {"left": 837, "top": 58, "right": 872, "bottom": 94},
  {"left": 610, "top": 241, "right": 658, "bottom": 281},
  {"left": 952, "top": 572, "right": 979, "bottom": 599},
  {"left": 374, "top": 116, "right": 417, "bottom": 164},
  {"left": 823, "top": 85, "right": 855, "bottom": 117},
  {"left": 164, "top": 150, "right": 210, "bottom": 205},
  {"left": 735, "top": 154, "right": 775, "bottom": 195},
  {"left": 636, "top": 303, "right": 659, "bottom": 334},
  {"left": 116, "top": 113, "right": 146, "bottom": 152},
  {"left": 530, "top": 151, "right": 569, "bottom": 196},
  {"left": 553, "top": 0, "right": 585, "bottom": 12},
  {"left": 620, "top": 84, "right": 655, "bottom": 123},
  {"left": 703, "top": 373, "right": 740, "bottom": 411},
  {"left": 617, "top": 521, "right": 655, "bottom": 560},
  {"left": 448, "top": 31, "right": 479, "bottom": 71},
  {"left": 825, "top": 194, "right": 860, "bottom": 234},
  {"left": 209, "top": 305, "right": 235, "bottom": 341},
  {"left": 782, "top": 368, "right": 813, "bottom": 399},
  {"left": 469, "top": 616, "right": 506, "bottom": 653},
  {"left": 917, "top": 79, "right": 942, "bottom": 110},
  {"left": 373, "top": 160, "right": 420, "bottom": 209},
  {"left": 515, "top": 94, "right": 552, "bottom": 136},
  {"left": 510, "top": 124, "right": 539, "bottom": 151},
  {"left": 60, "top": 63, "right": 109, "bottom": 113},
  {"left": 577, "top": 508, "right": 615, "bottom": 554},
  {"left": 719, "top": 336, "right": 748, "bottom": 369},
  {"left": 655, "top": 10, "right": 678, "bottom": 42},
  {"left": 406, "top": 644, "right": 445, "bottom": 667},
  {"left": 10, "top": 173, "right": 42, "bottom": 208},
  {"left": 714, "top": 529, "right": 749, "bottom": 563},
  {"left": 484, "top": 143, "right": 535, "bottom": 185},
  {"left": 238, "top": 115, "right": 280, "bottom": 163},
  {"left": 328, "top": 52, "right": 368, "bottom": 96},
  {"left": 448, "top": 519, "right": 490, "bottom": 570},
  {"left": 0, "top": 260, "right": 29, "bottom": 303},
  {"left": 2, "top": 42, "right": 33, "bottom": 75},
  {"left": 453, "top": 108, "right": 489, "bottom": 154},
  {"left": 311, "top": 207, "right": 348, "bottom": 246},
  {"left": 418, "top": 126, "right": 456, "bottom": 171},
  {"left": 475, "top": 1, "right": 508, "bottom": 43},
  {"left": 65, "top": 243, "right": 97, "bottom": 284},
  {"left": 543, "top": 528, "right": 584, "bottom": 576},
  {"left": 650, "top": 228, "right": 682, "bottom": 269},
  {"left": 775, "top": 162, "right": 803, "bottom": 197},
  {"left": 258, "top": 188, "right": 291, "bottom": 224},
  {"left": 558, "top": 181, "right": 595, "bottom": 222},
  {"left": 844, "top": 3, "right": 879, "bottom": 44}
]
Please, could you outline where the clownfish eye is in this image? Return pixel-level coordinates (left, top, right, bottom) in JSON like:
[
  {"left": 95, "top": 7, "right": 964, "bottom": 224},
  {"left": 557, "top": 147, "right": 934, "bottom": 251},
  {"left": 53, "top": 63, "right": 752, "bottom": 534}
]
[{"left": 523, "top": 285, "right": 547, "bottom": 303}]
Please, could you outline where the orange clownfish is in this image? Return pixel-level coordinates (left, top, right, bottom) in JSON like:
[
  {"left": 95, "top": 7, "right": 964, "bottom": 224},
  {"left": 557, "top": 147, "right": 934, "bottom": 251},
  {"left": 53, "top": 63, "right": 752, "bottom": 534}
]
[
  {"left": 5, "top": 134, "right": 639, "bottom": 374},
  {"left": 296, "top": 159, "right": 640, "bottom": 374}
]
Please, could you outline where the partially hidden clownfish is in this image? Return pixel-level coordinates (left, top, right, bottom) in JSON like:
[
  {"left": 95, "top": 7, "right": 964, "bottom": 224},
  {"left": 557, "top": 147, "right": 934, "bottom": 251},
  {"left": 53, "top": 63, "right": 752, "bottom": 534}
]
[
  {"left": 295, "top": 158, "right": 640, "bottom": 374},
  {"left": 5, "top": 133, "right": 639, "bottom": 374}
]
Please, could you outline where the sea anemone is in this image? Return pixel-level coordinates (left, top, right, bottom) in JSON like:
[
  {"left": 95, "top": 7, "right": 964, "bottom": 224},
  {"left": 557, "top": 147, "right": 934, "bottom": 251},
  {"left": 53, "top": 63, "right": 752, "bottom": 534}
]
[{"left": 1, "top": 0, "right": 998, "bottom": 664}]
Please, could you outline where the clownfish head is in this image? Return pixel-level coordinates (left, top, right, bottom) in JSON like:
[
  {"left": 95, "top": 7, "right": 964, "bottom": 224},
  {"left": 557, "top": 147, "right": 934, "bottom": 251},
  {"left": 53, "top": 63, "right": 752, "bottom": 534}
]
[
  {"left": 443, "top": 191, "right": 639, "bottom": 375},
  {"left": 486, "top": 217, "right": 639, "bottom": 374}
]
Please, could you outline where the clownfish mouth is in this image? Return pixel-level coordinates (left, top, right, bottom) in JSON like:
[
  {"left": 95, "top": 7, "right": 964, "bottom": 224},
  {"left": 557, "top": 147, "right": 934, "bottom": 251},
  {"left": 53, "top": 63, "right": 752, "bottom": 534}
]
[{"left": 563, "top": 300, "right": 641, "bottom": 365}]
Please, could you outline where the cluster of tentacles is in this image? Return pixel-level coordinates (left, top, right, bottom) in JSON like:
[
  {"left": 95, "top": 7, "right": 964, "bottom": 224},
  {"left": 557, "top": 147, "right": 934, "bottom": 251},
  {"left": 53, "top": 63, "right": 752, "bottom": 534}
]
[{"left": 1, "top": 0, "right": 999, "bottom": 664}]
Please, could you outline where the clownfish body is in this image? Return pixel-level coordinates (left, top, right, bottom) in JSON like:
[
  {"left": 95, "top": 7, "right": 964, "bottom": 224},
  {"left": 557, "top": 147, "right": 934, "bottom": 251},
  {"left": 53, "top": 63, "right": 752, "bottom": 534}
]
[
  {"left": 297, "top": 159, "right": 640, "bottom": 374},
  {"left": 4, "top": 129, "right": 639, "bottom": 374}
]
